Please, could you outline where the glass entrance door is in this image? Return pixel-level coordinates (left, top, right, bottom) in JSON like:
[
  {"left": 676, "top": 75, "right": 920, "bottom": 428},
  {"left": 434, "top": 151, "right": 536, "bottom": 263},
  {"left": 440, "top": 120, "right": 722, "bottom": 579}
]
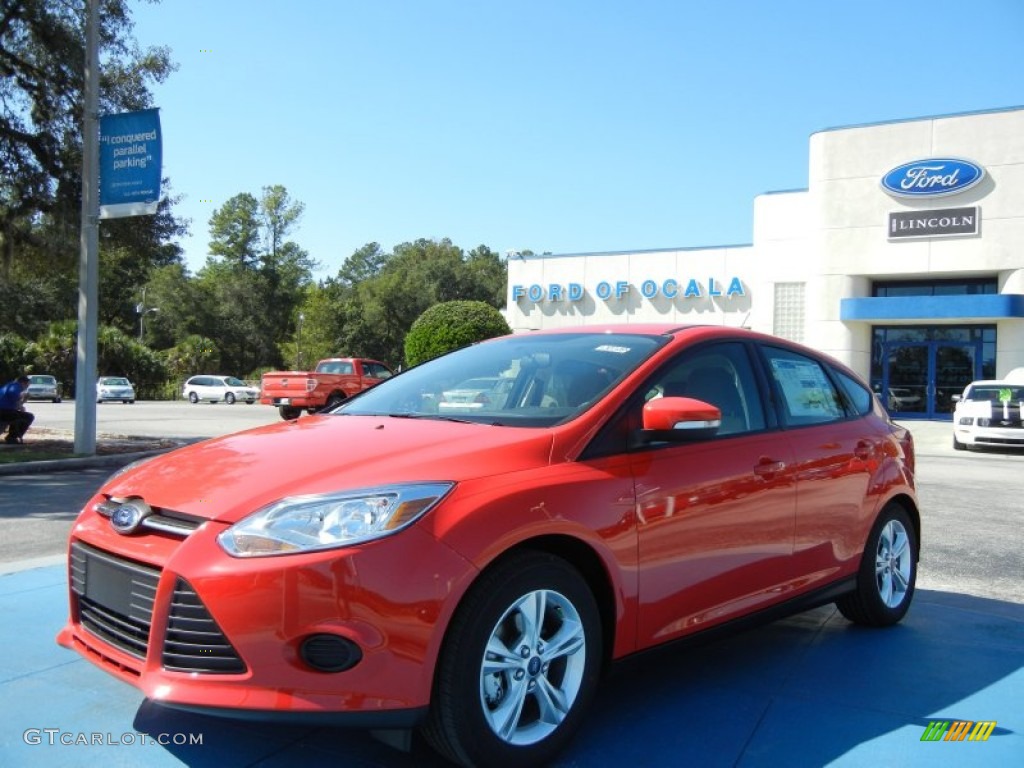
[
  {"left": 883, "top": 343, "right": 928, "bottom": 417},
  {"left": 882, "top": 341, "right": 979, "bottom": 418},
  {"left": 935, "top": 343, "right": 977, "bottom": 414}
]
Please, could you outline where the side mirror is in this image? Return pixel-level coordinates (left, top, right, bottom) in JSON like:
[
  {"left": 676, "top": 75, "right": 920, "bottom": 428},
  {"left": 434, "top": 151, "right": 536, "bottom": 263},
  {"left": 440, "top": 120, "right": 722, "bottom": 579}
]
[
  {"left": 951, "top": 394, "right": 961, "bottom": 403},
  {"left": 638, "top": 396, "right": 721, "bottom": 443}
]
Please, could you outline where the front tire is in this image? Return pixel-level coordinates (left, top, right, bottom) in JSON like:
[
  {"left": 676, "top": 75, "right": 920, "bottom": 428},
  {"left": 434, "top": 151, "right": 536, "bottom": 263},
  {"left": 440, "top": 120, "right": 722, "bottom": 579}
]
[
  {"left": 952, "top": 435, "right": 966, "bottom": 451},
  {"left": 837, "top": 503, "right": 917, "bottom": 626},
  {"left": 423, "top": 551, "right": 601, "bottom": 768}
]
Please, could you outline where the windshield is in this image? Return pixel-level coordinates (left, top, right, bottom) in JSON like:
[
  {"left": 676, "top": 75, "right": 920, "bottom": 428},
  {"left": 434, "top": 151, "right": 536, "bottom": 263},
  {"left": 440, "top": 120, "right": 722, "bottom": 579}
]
[
  {"left": 338, "top": 332, "right": 665, "bottom": 427},
  {"left": 965, "top": 385, "right": 1024, "bottom": 402},
  {"left": 30, "top": 376, "right": 55, "bottom": 385}
]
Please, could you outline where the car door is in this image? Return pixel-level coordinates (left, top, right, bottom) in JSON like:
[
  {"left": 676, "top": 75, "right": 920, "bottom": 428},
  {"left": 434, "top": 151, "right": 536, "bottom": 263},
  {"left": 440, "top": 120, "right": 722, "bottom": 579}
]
[
  {"left": 758, "top": 345, "right": 882, "bottom": 583},
  {"left": 628, "top": 341, "right": 798, "bottom": 647}
]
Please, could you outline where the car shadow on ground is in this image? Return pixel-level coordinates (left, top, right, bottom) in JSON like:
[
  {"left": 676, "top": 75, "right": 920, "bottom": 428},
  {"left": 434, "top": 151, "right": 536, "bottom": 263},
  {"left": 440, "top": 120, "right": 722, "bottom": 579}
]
[{"left": 124, "top": 589, "right": 1022, "bottom": 768}]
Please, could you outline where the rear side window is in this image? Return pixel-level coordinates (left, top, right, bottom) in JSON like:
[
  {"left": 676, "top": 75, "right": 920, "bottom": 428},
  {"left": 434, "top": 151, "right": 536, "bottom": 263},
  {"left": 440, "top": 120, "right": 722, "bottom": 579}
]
[
  {"left": 833, "top": 369, "right": 874, "bottom": 416},
  {"left": 762, "top": 346, "right": 845, "bottom": 426}
]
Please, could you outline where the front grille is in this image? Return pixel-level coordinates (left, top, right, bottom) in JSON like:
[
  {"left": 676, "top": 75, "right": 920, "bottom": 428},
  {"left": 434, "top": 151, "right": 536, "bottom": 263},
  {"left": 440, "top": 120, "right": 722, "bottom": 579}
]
[
  {"left": 95, "top": 498, "right": 204, "bottom": 539},
  {"left": 162, "top": 578, "right": 246, "bottom": 674},
  {"left": 70, "top": 542, "right": 159, "bottom": 660}
]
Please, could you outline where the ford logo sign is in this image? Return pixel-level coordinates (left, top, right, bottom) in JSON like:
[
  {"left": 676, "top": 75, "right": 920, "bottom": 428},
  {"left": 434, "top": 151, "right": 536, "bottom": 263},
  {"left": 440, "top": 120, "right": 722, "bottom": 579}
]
[
  {"left": 881, "top": 158, "right": 984, "bottom": 198},
  {"left": 110, "top": 499, "right": 150, "bottom": 535}
]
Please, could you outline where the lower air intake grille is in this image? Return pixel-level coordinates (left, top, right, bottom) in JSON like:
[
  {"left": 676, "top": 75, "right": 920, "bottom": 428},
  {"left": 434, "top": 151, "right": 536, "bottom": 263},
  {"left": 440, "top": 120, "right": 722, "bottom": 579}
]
[
  {"left": 70, "top": 541, "right": 159, "bottom": 660},
  {"left": 162, "top": 578, "right": 246, "bottom": 674}
]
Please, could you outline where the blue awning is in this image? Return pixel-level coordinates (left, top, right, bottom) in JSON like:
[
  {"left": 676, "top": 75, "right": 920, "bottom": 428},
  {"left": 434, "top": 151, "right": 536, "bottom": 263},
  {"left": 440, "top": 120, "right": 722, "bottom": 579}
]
[{"left": 840, "top": 294, "right": 1024, "bottom": 321}]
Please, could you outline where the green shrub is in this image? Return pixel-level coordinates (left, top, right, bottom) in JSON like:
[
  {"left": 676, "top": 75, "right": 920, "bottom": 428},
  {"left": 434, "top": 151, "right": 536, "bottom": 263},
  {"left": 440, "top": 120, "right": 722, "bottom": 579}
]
[{"left": 404, "top": 301, "right": 511, "bottom": 367}]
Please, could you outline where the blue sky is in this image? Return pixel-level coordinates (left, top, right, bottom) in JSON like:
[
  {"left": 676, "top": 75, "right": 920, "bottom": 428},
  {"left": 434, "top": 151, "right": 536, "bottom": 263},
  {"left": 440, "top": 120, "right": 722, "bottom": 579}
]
[{"left": 130, "top": 0, "right": 1024, "bottom": 280}]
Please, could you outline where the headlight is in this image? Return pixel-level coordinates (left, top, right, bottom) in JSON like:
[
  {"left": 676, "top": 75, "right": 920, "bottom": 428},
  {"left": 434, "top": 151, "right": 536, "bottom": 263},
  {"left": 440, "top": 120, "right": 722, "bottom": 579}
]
[{"left": 218, "top": 482, "right": 455, "bottom": 557}]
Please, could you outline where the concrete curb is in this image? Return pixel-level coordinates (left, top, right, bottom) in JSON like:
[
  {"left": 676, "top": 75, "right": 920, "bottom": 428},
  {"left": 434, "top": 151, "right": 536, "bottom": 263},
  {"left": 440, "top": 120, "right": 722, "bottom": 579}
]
[{"left": 0, "top": 447, "right": 174, "bottom": 476}]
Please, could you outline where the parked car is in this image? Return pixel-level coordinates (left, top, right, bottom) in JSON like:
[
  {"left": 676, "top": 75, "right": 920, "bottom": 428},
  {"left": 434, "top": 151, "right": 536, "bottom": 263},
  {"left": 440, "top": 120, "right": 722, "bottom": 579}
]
[
  {"left": 183, "top": 375, "right": 259, "bottom": 405},
  {"left": 59, "top": 325, "right": 919, "bottom": 767},
  {"left": 438, "top": 375, "right": 514, "bottom": 410},
  {"left": 952, "top": 377, "right": 1024, "bottom": 450},
  {"left": 260, "top": 357, "right": 393, "bottom": 420},
  {"left": 886, "top": 387, "right": 922, "bottom": 411},
  {"left": 25, "top": 374, "right": 62, "bottom": 403},
  {"left": 96, "top": 376, "right": 135, "bottom": 404}
]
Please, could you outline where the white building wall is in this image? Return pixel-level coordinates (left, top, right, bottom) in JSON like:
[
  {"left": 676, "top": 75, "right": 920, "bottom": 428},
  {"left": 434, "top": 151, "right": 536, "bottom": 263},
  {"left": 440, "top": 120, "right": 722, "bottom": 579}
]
[{"left": 505, "top": 106, "right": 1024, "bottom": 383}]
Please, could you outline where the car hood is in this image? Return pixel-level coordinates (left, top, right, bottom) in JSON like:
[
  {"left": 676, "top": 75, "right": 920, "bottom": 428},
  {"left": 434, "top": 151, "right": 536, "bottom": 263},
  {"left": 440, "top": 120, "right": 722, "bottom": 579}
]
[
  {"left": 102, "top": 414, "right": 555, "bottom": 524},
  {"left": 957, "top": 399, "right": 1023, "bottom": 418}
]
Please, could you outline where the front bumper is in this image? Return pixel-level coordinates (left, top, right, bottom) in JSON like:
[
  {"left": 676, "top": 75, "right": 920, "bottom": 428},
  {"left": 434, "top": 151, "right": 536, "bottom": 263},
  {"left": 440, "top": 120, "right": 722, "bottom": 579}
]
[
  {"left": 57, "top": 497, "right": 475, "bottom": 721},
  {"left": 954, "top": 424, "right": 1024, "bottom": 448}
]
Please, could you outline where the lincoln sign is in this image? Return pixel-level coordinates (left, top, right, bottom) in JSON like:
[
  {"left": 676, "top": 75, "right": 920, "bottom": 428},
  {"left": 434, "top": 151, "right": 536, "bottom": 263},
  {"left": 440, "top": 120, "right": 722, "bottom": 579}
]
[{"left": 888, "top": 206, "right": 979, "bottom": 240}]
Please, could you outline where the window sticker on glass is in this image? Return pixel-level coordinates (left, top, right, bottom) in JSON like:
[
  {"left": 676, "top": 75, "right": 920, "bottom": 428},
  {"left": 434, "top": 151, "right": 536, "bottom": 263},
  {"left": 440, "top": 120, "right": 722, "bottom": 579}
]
[
  {"left": 771, "top": 359, "right": 842, "bottom": 418},
  {"left": 594, "top": 345, "right": 631, "bottom": 354}
]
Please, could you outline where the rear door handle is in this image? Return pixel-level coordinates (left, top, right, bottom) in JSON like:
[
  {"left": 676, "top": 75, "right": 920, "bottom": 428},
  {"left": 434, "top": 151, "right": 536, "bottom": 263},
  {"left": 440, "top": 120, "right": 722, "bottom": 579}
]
[{"left": 753, "top": 458, "right": 786, "bottom": 478}]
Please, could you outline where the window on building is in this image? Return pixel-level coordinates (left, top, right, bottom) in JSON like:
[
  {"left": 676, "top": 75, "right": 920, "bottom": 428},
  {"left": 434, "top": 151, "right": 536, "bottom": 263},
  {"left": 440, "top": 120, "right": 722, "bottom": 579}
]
[
  {"left": 773, "top": 282, "right": 805, "bottom": 342},
  {"left": 872, "top": 278, "right": 997, "bottom": 297}
]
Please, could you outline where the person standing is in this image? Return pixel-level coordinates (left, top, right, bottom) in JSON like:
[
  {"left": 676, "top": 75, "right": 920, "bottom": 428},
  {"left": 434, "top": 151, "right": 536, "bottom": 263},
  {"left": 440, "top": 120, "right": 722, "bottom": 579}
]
[{"left": 0, "top": 375, "right": 33, "bottom": 445}]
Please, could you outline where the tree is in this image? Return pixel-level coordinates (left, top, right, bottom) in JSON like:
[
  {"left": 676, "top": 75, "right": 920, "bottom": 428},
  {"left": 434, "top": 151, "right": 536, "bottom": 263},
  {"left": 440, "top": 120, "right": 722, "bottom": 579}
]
[
  {"left": 332, "top": 238, "right": 508, "bottom": 366},
  {"left": 1, "top": 0, "right": 176, "bottom": 282},
  {"left": 207, "top": 193, "right": 261, "bottom": 270},
  {"left": 404, "top": 301, "right": 511, "bottom": 367},
  {"left": 200, "top": 185, "right": 315, "bottom": 374}
]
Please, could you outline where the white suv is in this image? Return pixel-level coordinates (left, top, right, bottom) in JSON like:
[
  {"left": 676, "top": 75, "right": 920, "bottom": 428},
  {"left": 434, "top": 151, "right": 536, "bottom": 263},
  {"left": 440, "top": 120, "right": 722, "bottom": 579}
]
[{"left": 183, "top": 375, "right": 259, "bottom": 405}]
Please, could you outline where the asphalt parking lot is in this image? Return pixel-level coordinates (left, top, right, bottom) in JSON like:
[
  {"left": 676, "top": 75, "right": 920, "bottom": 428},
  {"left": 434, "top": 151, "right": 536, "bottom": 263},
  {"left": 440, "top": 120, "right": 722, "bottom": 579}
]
[{"left": 0, "top": 415, "right": 1021, "bottom": 766}]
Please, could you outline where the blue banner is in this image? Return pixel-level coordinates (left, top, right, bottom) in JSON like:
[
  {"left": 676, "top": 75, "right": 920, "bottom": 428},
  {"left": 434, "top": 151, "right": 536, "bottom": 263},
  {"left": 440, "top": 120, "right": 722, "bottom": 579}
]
[{"left": 99, "top": 108, "right": 162, "bottom": 219}]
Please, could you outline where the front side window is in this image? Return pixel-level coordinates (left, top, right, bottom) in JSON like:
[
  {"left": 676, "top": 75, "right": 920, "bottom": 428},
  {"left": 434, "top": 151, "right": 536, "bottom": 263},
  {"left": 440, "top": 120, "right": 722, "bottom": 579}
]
[{"left": 642, "top": 342, "right": 767, "bottom": 437}]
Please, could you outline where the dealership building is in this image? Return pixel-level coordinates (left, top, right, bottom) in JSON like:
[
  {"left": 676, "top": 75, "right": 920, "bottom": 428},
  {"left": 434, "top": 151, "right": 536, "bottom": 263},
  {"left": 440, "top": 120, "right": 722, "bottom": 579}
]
[{"left": 506, "top": 105, "right": 1024, "bottom": 419}]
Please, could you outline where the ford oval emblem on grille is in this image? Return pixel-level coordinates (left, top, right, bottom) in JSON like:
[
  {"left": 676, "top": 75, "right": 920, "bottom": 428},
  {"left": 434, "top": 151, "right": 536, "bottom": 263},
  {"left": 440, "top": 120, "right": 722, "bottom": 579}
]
[
  {"left": 110, "top": 500, "right": 150, "bottom": 534},
  {"left": 881, "top": 158, "right": 984, "bottom": 198}
]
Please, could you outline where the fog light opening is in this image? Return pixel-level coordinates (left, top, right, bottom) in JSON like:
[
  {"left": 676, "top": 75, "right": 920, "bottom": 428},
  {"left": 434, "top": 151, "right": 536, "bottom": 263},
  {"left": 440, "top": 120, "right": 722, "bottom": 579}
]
[{"left": 299, "top": 634, "right": 363, "bottom": 673}]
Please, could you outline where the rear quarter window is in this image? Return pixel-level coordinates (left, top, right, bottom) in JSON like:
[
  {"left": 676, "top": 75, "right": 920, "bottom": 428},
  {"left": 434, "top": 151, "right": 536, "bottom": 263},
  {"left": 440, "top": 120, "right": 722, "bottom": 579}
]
[{"left": 833, "top": 369, "right": 875, "bottom": 416}]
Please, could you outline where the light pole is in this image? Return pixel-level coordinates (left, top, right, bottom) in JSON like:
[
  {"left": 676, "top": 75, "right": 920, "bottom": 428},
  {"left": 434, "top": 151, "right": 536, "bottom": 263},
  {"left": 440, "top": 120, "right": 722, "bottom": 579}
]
[
  {"left": 137, "top": 287, "right": 159, "bottom": 342},
  {"left": 296, "top": 312, "right": 304, "bottom": 370},
  {"left": 137, "top": 307, "right": 158, "bottom": 342}
]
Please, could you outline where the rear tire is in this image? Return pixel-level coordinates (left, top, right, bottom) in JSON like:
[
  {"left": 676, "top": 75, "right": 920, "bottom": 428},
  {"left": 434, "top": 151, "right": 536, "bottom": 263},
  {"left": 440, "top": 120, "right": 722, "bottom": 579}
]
[
  {"left": 188, "top": 392, "right": 199, "bottom": 404},
  {"left": 422, "top": 551, "right": 601, "bottom": 768},
  {"left": 279, "top": 405, "right": 301, "bottom": 420},
  {"left": 837, "top": 503, "right": 917, "bottom": 626},
  {"left": 225, "top": 393, "right": 236, "bottom": 405}
]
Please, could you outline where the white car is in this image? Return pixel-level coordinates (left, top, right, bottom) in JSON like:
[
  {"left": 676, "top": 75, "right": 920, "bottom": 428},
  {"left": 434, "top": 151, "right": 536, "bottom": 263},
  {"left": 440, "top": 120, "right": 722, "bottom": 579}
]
[
  {"left": 26, "top": 374, "right": 62, "bottom": 403},
  {"left": 183, "top": 375, "right": 259, "bottom": 405},
  {"left": 96, "top": 376, "right": 136, "bottom": 404},
  {"left": 952, "top": 378, "right": 1024, "bottom": 450},
  {"left": 438, "top": 376, "right": 514, "bottom": 411}
]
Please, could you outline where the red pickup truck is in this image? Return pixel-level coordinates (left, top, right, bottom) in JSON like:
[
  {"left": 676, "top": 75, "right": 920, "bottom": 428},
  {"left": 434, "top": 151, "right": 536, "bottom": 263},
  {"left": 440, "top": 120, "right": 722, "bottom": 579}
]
[{"left": 260, "top": 357, "right": 394, "bottom": 420}]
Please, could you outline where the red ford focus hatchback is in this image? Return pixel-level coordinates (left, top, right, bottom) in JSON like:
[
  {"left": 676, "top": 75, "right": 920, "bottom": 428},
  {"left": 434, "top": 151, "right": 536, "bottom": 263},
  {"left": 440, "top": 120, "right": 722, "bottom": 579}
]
[{"left": 58, "top": 325, "right": 919, "bottom": 767}]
